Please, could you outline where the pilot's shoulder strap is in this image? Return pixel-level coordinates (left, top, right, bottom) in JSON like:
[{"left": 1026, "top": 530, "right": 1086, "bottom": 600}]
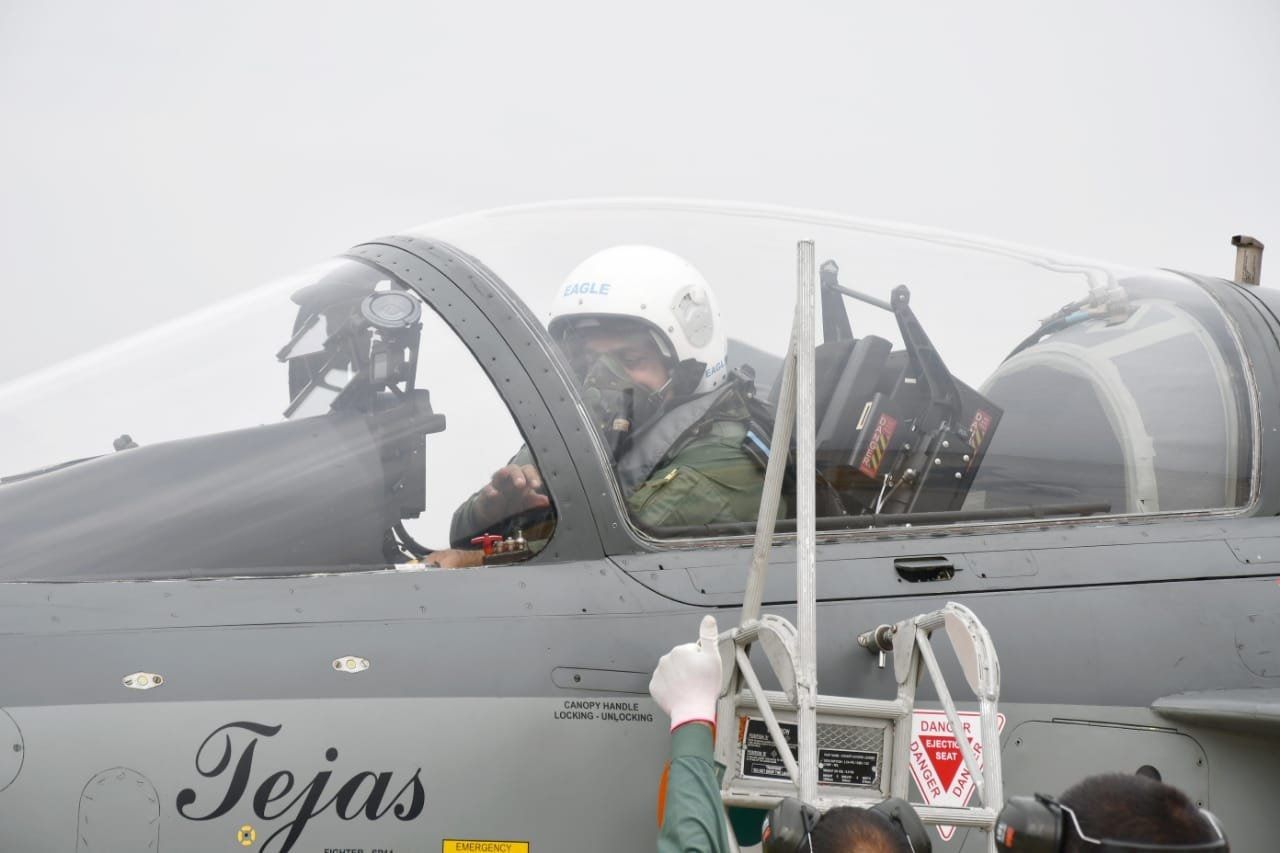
[{"left": 615, "top": 381, "right": 746, "bottom": 498}]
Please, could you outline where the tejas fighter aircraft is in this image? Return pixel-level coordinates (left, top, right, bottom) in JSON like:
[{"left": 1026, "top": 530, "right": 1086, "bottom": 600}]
[{"left": 0, "top": 200, "right": 1275, "bottom": 852}]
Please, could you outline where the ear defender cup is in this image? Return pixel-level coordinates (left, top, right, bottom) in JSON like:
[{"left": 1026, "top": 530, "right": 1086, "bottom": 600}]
[
  {"left": 1198, "top": 808, "right": 1229, "bottom": 848},
  {"left": 870, "top": 796, "right": 933, "bottom": 853},
  {"left": 761, "top": 797, "right": 822, "bottom": 853},
  {"left": 994, "top": 795, "right": 1064, "bottom": 853}
]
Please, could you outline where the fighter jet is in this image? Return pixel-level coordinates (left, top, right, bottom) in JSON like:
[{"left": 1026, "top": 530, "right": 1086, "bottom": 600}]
[{"left": 0, "top": 200, "right": 1274, "bottom": 852}]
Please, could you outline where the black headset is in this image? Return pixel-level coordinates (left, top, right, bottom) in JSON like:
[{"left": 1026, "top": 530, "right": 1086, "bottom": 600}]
[
  {"left": 761, "top": 797, "right": 822, "bottom": 853},
  {"left": 761, "top": 796, "right": 933, "bottom": 853},
  {"left": 995, "top": 794, "right": 1228, "bottom": 853}
]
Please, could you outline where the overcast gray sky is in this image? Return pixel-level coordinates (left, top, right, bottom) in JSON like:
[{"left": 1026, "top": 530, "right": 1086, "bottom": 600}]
[{"left": 2, "top": 1, "right": 1277, "bottom": 384}]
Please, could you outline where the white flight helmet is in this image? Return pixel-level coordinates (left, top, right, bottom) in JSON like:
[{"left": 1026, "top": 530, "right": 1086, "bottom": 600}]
[{"left": 547, "top": 245, "right": 729, "bottom": 394}]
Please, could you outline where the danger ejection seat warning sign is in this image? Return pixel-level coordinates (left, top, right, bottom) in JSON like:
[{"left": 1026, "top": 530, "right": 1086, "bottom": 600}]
[{"left": 908, "top": 709, "right": 1005, "bottom": 841}]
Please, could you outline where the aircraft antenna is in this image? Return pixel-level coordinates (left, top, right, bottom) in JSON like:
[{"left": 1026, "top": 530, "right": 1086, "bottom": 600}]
[{"left": 1232, "top": 234, "right": 1264, "bottom": 286}]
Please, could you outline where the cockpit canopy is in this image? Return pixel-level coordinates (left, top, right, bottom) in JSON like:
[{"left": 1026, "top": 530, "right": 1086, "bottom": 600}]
[
  {"left": 0, "top": 201, "right": 1256, "bottom": 579},
  {"left": 422, "top": 201, "right": 1254, "bottom": 533}
]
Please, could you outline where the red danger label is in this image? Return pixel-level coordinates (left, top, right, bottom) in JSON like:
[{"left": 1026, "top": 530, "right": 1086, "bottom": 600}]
[
  {"left": 858, "top": 414, "right": 898, "bottom": 478},
  {"left": 908, "top": 710, "right": 1005, "bottom": 841},
  {"left": 966, "top": 410, "right": 993, "bottom": 469}
]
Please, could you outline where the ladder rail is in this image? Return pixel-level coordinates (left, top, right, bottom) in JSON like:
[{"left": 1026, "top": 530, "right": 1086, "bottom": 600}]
[
  {"left": 794, "top": 240, "right": 819, "bottom": 804},
  {"left": 916, "top": 631, "right": 988, "bottom": 806},
  {"left": 734, "top": 648, "right": 801, "bottom": 783},
  {"left": 717, "top": 245, "right": 804, "bottom": 789},
  {"left": 945, "top": 603, "right": 1006, "bottom": 821},
  {"left": 740, "top": 339, "right": 795, "bottom": 625},
  {"left": 889, "top": 631, "right": 921, "bottom": 803}
]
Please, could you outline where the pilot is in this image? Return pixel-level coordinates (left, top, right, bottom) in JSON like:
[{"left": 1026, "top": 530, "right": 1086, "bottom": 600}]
[{"left": 434, "top": 246, "right": 773, "bottom": 566}]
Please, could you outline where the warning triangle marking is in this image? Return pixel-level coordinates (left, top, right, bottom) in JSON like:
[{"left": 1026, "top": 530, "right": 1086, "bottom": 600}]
[{"left": 908, "top": 710, "right": 1006, "bottom": 842}]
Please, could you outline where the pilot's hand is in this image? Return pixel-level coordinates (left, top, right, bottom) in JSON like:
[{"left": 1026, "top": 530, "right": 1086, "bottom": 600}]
[
  {"left": 472, "top": 463, "right": 551, "bottom": 528},
  {"left": 649, "top": 614, "right": 722, "bottom": 731},
  {"left": 424, "top": 549, "right": 485, "bottom": 569}
]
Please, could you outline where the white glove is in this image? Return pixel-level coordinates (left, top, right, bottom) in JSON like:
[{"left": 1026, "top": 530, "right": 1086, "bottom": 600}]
[{"left": 649, "top": 614, "right": 722, "bottom": 731}]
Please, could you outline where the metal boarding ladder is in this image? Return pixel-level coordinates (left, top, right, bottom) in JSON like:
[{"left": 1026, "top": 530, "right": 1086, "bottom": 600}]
[{"left": 713, "top": 241, "right": 1004, "bottom": 851}]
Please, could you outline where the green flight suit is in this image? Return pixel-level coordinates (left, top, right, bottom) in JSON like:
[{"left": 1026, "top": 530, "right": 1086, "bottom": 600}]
[
  {"left": 628, "top": 418, "right": 767, "bottom": 531},
  {"left": 449, "top": 382, "right": 775, "bottom": 546},
  {"left": 658, "top": 723, "right": 731, "bottom": 853},
  {"left": 449, "top": 444, "right": 548, "bottom": 549}
]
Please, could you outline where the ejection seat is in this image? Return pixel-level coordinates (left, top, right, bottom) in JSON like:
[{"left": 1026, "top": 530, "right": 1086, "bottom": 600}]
[
  {"left": 767, "top": 329, "right": 996, "bottom": 522},
  {"left": 757, "top": 335, "right": 899, "bottom": 513},
  {"left": 812, "top": 334, "right": 900, "bottom": 514}
]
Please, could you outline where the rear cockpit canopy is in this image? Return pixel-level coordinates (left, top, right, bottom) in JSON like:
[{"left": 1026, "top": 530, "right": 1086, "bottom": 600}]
[{"left": 973, "top": 282, "right": 1247, "bottom": 515}]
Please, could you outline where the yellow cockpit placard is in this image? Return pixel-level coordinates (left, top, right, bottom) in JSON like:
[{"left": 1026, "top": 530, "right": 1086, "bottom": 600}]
[{"left": 443, "top": 841, "right": 529, "bottom": 853}]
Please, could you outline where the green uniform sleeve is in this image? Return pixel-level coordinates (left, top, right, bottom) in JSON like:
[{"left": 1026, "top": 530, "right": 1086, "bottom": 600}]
[
  {"left": 658, "top": 723, "right": 731, "bottom": 853},
  {"left": 449, "top": 445, "right": 537, "bottom": 548},
  {"left": 629, "top": 421, "right": 769, "bottom": 530}
]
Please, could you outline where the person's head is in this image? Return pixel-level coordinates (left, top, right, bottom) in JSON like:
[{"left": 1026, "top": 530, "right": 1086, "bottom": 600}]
[
  {"left": 810, "top": 806, "right": 914, "bottom": 853},
  {"left": 762, "top": 797, "right": 929, "bottom": 853},
  {"left": 1059, "top": 774, "right": 1226, "bottom": 852},
  {"left": 548, "top": 245, "right": 728, "bottom": 399},
  {"left": 996, "top": 774, "right": 1227, "bottom": 852}
]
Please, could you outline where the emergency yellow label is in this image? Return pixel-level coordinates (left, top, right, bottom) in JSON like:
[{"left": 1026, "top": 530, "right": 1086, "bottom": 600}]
[{"left": 443, "top": 841, "right": 529, "bottom": 853}]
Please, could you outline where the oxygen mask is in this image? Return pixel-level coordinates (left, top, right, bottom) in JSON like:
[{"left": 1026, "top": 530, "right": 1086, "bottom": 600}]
[{"left": 578, "top": 352, "right": 670, "bottom": 458}]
